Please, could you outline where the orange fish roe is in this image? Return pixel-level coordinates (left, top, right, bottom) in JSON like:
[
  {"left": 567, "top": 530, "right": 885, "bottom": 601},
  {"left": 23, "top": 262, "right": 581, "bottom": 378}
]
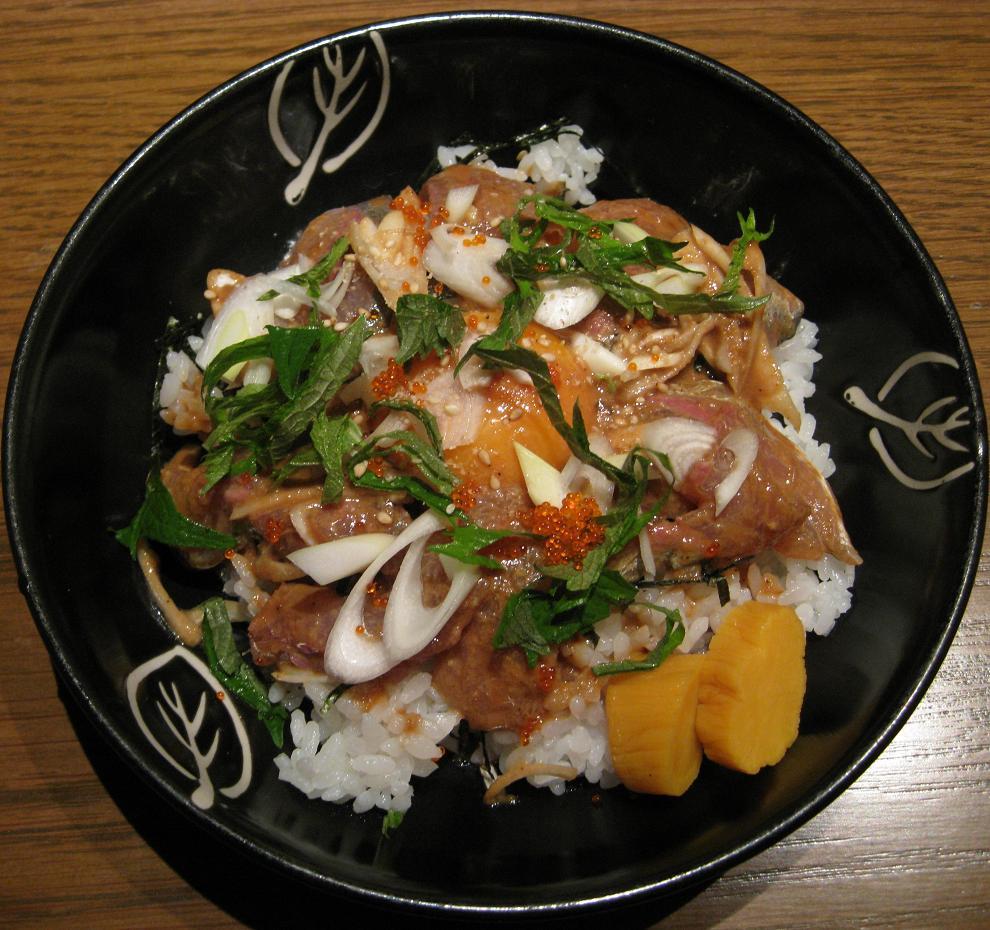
[
  {"left": 367, "top": 457, "right": 387, "bottom": 478},
  {"left": 451, "top": 481, "right": 479, "bottom": 511},
  {"left": 365, "top": 581, "right": 389, "bottom": 609},
  {"left": 429, "top": 205, "right": 449, "bottom": 228},
  {"left": 263, "top": 517, "right": 283, "bottom": 545},
  {"left": 463, "top": 233, "right": 486, "bottom": 247},
  {"left": 371, "top": 358, "right": 408, "bottom": 398},
  {"left": 410, "top": 380, "right": 426, "bottom": 395},
  {"left": 523, "top": 493, "right": 605, "bottom": 568}
]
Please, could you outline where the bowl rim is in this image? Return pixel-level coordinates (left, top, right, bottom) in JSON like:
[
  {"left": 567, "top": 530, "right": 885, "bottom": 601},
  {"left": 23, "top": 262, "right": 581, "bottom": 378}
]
[{"left": 4, "top": 9, "right": 987, "bottom": 915}]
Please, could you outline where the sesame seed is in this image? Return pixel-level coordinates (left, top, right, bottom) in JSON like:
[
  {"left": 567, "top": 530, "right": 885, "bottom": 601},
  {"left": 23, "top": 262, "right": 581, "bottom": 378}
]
[
  {"left": 559, "top": 255, "right": 567, "bottom": 268},
  {"left": 521, "top": 338, "right": 532, "bottom": 349},
  {"left": 333, "top": 321, "right": 348, "bottom": 331},
  {"left": 376, "top": 510, "right": 394, "bottom": 525},
  {"left": 490, "top": 475, "right": 502, "bottom": 490},
  {"left": 445, "top": 503, "right": 456, "bottom": 515},
  {"left": 489, "top": 215, "right": 503, "bottom": 227},
  {"left": 542, "top": 353, "right": 556, "bottom": 363},
  {"left": 477, "top": 449, "right": 492, "bottom": 465},
  {"left": 508, "top": 408, "right": 523, "bottom": 421},
  {"left": 444, "top": 402, "right": 460, "bottom": 416},
  {"left": 203, "top": 288, "right": 216, "bottom": 300},
  {"left": 353, "top": 462, "right": 368, "bottom": 478}
]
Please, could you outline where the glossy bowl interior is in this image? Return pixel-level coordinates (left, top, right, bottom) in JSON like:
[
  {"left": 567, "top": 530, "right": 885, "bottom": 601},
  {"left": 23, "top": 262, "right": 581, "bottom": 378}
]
[{"left": 4, "top": 11, "right": 986, "bottom": 916}]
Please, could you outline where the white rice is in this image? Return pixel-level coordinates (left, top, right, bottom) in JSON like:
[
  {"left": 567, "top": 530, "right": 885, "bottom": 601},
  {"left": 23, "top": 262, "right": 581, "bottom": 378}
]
[
  {"left": 436, "top": 125, "right": 604, "bottom": 206},
  {"left": 271, "top": 672, "right": 460, "bottom": 814}
]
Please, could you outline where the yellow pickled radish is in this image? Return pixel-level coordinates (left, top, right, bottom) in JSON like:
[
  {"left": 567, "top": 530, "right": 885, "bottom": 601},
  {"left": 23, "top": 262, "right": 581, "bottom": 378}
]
[
  {"left": 695, "top": 601, "right": 807, "bottom": 774},
  {"left": 605, "top": 653, "right": 706, "bottom": 796}
]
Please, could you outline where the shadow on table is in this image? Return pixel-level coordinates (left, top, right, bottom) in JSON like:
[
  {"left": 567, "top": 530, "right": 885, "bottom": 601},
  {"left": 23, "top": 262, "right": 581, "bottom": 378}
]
[{"left": 63, "top": 680, "right": 743, "bottom": 929}]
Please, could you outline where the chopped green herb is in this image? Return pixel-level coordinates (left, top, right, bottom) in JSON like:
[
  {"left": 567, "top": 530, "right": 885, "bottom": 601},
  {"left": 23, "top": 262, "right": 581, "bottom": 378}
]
[
  {"left": 371, "top": 398, "right": 444, "bottom": 455},
  {"left": 350, "top": 429, "right": 457, "bottom": 497},
  {"left": 464, "top": 343, "right": 633, "bottom": 491},
  {"left": 429, "top": 522, "right": 517, "bottom": 570},
  {"left": 321, "top": 683, "right": 349, "bottom": 712},
  {"left": 394, "top": 293, "right": 466, "bottom": 364},
  {"left": 381, "top": 809, "right": 405, "bottom": 836},
  {"left": 115, "top": 471, "right": 236, "bottom": 558},
  {"left": 310, "top": 412, "right": 362, "bottom": 503},
  {"left": 591, "top": 608, "right": 685, "bottom": 676},
  {"left": 200, "top": 598, "right": 288, "bottom": 747},
  {"left": 268, "top": 324, "right": 322, "bottom": 398},
  {"left": 258, "top": 236, "right": 351, "bottom": 301},
  {"left": 267, "top": 317, "right": 370, "bottom": 461},
  {"left": 719, "top": 210, "right": 774, "bottom": 299}
]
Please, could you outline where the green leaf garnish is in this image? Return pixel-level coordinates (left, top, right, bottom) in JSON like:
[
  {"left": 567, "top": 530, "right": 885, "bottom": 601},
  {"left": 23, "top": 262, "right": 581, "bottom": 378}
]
[
  {"left": 465, "top": 342, "right": 633, "bottom": 491},
  {"left": 310, "top": 412, "right": 362, "bottom": 503},
  {"left": 719, "top": 209, "right": 774, "bottom": 299},
  {"left": 429, "top": 522, "right": 518, "bottom": 570},
  {"left": 267, "top": 316, "right": 370, "bottom": 461},
  {"left": 370, "top": 398, "right": 444, "bottom": 455},
  {"left": 591, "top": 608, "right": 685, "bottom": 676},
  {"left": 381, "top": 809, "right": 405, "bottom": 836},
  {"left": 115, "top": 471, "right": 236, "bottom": 558},
  {"left": 258, "top": 236, "right": 351, "bottom": 301},
  {"left": 394, "top": 293, "right": 466, "bottom": 364},
  {"left": 350, "top": 429, "right": 457, "bottom": 497},
  {"left": 200, "top": 597, "right": 288, "bottom": 747},
  {"left": 268, "top": 324, "right": 322, "bottom": 398}
]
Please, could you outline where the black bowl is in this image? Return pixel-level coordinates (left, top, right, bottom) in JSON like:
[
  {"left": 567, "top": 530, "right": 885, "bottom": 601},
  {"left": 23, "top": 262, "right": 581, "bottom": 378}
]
[{"left": 4, "top": 11, "right": 986, "bottom": 917}]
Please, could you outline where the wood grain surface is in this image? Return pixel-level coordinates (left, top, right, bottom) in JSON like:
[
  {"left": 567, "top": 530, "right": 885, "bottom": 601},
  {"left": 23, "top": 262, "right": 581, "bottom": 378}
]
[{"left": 1, "top": 2, "right": 987, "bottom": 927}]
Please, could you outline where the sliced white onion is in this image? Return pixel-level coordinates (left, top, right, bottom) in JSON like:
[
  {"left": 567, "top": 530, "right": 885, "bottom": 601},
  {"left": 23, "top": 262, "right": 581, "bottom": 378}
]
[
  {"left": 359, "top": 333, "right": 400, "bottom": 380},
  {"left": 288, "top": 502, "right": 322, "bottom": 547},
  {"left": 514, "top": 442, "right": 565, "bottom": 507},
  {"left": 570, "top": 332, "right": 627, "bottom": 376},
  {"left": 640, "top": 417, "right": 718, "bottom": 487},
  {"left": 455, "top": 335, "right": 494, "bottom": 390},
  {"left": 422, "top": 225, "right": 513, "bottom": 307},
  {"left": 559, "top": 433, "right": 615, "bottom": 511},
  {"left": 287, "top": 533, "right": 394, "bottom": 586},
  {"left": 324, "top": 511, "right": 444, "bottom": 683},
  {"left": 713, "top": 428, "right": 759, "bottom": 515},
  {"left": 612, "top": 221, "right": 649, "bottom": 244},
  {"left": 533, "top": 277, "right": 604, "bottom": 329},
  {"left": 241, "top": 358, "right": 273, "bottom": 386},
  {"left": 314, "top": 257, "right": 355, "bottom": 318},
  {"left": 444, "top": 184, "right": 478, "bottom": 224},
  {"left": 638, "top": 528, "right": 657, "bottom": 580},
  {"left": 195, "top": 270, "right": 295, "bottom": 377},
  {"left": 631, "top": 262, "right": 708, "bottom": 297},
  {"left": 383, "top": 535, "right": 478, "bottom": 663}
]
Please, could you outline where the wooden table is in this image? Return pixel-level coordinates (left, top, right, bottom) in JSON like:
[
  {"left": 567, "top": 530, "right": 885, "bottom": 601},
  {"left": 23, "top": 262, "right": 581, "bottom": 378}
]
[{"left": 2, "top": 2, "right": 987, "bottom": 927}]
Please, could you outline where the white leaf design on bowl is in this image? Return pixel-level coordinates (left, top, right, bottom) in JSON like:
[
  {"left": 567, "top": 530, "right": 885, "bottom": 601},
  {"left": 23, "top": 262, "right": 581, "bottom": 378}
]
[
  {"left": 269, "top": 31, "right": 390, "bottom": 205},
  {"left": 126, "top": 646, "right": 253, "bottom": 810},
  {"left": 844, "top": 351, "right": 975, "bottom": 489}
]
